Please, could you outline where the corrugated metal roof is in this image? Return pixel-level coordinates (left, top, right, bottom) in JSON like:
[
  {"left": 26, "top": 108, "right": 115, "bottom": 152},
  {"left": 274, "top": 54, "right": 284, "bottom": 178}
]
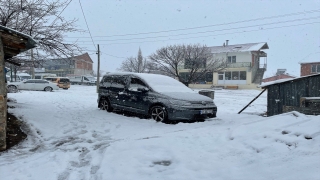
[
  {"left": 207, "top": 42, "right": 269, "bottom": 54},
  {"left": 260, "top": 74, "right": 320, "bottom": 88}
]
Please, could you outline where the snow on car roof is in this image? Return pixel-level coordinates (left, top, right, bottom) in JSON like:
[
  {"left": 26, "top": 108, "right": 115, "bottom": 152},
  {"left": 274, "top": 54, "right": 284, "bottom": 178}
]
[{"left": 107, "top": 72, "right": 195, "bottom": 93}]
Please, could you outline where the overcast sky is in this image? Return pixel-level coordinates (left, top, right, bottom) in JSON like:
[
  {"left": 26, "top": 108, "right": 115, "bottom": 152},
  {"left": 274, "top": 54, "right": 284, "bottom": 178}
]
[{"left": 62, "top": 0, "right": 320, "bottom": 77}]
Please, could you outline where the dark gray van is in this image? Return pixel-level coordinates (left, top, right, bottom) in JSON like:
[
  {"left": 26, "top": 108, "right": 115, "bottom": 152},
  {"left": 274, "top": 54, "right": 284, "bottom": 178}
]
[{"left": 98, "top": 72, "right": 217, "bottom": 122}]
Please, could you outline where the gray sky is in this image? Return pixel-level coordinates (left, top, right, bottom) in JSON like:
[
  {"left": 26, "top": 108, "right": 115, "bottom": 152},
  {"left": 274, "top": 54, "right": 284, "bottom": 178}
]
[{"left": 63, "top": 0, "right": 320, "bottom": 77}]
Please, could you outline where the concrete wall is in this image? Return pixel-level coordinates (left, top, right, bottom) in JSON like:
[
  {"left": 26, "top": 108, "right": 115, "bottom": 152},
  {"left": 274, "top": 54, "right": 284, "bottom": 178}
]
[{"left": 213, "top": 51, "right": 252, "bottom": 63}]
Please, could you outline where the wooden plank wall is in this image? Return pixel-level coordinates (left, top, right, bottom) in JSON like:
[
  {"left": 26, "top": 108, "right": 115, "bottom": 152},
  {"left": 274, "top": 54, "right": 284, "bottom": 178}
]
[{"left": 0, "top": 32, "right": 7, "bottom": 151}]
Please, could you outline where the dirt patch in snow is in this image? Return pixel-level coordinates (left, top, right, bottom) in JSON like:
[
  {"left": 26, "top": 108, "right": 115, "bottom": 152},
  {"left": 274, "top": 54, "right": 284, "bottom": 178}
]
[{"left": 0, "top": 112, "right": 27, "bottom": 152}]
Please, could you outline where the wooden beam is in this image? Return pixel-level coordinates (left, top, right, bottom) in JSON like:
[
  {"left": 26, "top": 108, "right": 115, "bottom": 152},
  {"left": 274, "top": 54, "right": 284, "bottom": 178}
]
[
  {"left": 238, "top": 89, "right": 267, "bottom": 114},
  {"left": 4, "top": 58, "right": 21, "bottom": 66}
]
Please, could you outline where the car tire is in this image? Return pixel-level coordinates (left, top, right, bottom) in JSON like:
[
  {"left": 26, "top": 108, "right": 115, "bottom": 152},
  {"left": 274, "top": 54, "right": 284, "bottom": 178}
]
[
  {"left": 44, "top": 87, "right": 53, "bottom": 92},
  {"left": 150, "top": 105, "right": 168, "bottom": 122},
  {"left": 7, "top": 85, "right": 18, "bottom": 93},
  {"left": 207, "top": 113, "right": 216, "bottom": 118},
  {"left": 100, "top": 98, "right": 113, "bottom": 112}
]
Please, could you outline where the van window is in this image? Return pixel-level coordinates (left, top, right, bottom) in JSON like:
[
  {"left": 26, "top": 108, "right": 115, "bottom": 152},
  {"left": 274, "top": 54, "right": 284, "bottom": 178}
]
[
  {"left": 102, "top": 76, "right": 112, "bottom": 87},
  {"left": 111, "top": 75, "right": 126, "bottom": 88},
  {"left": 130, "top": 78, "right": 147, "bottom": 89},
  {"left": 59, "top": 78, "right": 70, "bottom": 83}
]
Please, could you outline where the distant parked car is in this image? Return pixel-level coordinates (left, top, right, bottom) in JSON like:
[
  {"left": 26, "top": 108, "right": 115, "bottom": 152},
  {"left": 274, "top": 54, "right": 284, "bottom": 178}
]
[
  {"left": 44, "top": 77, "right": 71, "bottom": 90},
  {"left": 98, "top": 72, "right": 217, "bottom": 122},
  {"left": 7, "top": 79, "right": 59, "bottom": 93}
]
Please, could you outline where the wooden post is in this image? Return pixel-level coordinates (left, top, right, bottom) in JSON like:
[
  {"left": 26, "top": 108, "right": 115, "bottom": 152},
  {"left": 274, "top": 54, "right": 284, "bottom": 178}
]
[
  {"left": 96, "top": 44, "right": 100, "bottom": 93},
  {"left": 0, "top": 32, "right": 7, "bottom": 151},
  {"left": 238, "top": 88, "right": 266, "bottom": 114}
]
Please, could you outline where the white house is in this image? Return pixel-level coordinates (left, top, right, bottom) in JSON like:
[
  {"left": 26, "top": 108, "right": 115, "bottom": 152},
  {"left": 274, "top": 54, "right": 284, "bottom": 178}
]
[{"left": 183, "top": 41, "right": 269, "bottom": 89}]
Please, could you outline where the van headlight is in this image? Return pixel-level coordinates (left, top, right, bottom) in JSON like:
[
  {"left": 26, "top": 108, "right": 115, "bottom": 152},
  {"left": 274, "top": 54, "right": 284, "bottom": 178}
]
[{"left": 168, "top": 99, "right": 192, "bottom": 106}]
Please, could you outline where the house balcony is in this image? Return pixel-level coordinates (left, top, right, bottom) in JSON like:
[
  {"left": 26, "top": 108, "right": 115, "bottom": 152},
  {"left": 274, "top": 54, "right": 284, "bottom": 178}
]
[{"left": 226, "top": 62, "right": 251, "bottom": 68}]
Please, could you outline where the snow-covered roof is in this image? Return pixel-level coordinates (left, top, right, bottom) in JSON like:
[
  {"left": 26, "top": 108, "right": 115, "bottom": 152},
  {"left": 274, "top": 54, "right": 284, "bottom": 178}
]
[
  {"left": 0, "top": 25, "right": 37, "bottom": 60},
  {"left": 207, "top": 42, "right": 269, "bottom": 54},
  {"left": 298, "top": 52, "right": 320, "bottom": 64},
  {"left": 260, "top": 74, "right": 320, "bottom": 88},
  {"left": 0, "top": 25, "right": 37, "bottom": 48}
]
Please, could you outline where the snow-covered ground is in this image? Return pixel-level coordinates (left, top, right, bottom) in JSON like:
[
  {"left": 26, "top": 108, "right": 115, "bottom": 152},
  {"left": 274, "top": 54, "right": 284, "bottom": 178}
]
[{"left": 1, "top": 86, "right": 319, "bottom": 180}]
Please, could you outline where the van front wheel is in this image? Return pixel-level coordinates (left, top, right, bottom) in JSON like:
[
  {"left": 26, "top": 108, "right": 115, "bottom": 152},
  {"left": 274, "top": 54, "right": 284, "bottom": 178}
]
[
  {"left": 100, "top": 99, "right": 113, "bottom": 112},
  {"left": 150, "top": 106, "right": 168, "bottom": 122}
]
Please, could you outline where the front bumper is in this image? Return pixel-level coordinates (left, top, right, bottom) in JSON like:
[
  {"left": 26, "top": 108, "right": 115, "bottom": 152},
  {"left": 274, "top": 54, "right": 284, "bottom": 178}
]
[{"left": 166, "top": 106, "right": 217, "bottom": 121}]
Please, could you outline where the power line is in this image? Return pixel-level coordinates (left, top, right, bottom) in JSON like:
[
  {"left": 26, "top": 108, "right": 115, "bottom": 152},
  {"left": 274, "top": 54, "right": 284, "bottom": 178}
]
[
  {"left": 66, "top": 9, "right": 320, "bottom": 39},
  {"left": 78, "top": 21, "right": 320, "bottom": 46},
  {"left": 100, "top": 52, "right": 126, "bottom": 59},
  {"left": 78, "top": 0, "right": 96, "bottom": 50},
  {"left": 49, "top": 0, "right": 73, "bottom": 27},
  {"left": 66, "top": 16, "right": 320, "bottom": 42}
]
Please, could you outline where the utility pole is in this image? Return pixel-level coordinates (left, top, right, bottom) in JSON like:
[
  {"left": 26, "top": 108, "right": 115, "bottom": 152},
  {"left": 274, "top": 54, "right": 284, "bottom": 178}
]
[
  {"left": 96, "top": 44, "right": 100, "bottom": 93},
  {"left": 31, "top": 48, "right": 34, "bottom": 78}
]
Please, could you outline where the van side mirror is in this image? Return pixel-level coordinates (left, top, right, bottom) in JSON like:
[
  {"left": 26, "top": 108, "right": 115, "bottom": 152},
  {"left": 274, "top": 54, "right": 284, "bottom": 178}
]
[{"left": 137, "top": 87, "right": 149, "bottom": 92}]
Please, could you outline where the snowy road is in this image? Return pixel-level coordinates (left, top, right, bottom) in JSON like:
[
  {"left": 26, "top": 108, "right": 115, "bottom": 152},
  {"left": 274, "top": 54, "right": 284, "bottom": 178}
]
[{"left": 1, "top": 86, "right": 319, "bottom": 180}]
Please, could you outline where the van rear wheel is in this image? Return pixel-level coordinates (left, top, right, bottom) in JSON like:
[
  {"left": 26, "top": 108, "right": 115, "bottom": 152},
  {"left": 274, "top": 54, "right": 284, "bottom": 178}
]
[{"left": 100, "top": 99, "right": 113, "bottom": 112}]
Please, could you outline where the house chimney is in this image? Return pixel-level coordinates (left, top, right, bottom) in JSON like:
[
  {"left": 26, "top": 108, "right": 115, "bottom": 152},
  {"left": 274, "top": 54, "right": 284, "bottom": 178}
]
[{"left": 226, "top": 40, "right": 229, "bottom": 46}]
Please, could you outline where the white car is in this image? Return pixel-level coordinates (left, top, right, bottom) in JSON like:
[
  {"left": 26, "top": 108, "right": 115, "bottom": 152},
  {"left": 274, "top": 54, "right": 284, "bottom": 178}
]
[{"left": 7, "top": 79, "right": 59, "bottom": 93}]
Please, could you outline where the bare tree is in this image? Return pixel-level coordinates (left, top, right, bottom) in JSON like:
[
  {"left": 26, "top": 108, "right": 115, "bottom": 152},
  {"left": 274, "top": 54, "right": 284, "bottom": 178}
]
[
  {"left": 149, "top": 44, "right": 226, "bottom": 84},
  {"left": 91, "top": 70, "right": 105, "bottom": 77},
  {"left": 148, "top": 44, "right": 185, "bottom": 78},
  {"left": 118, "top": 48, "right": 152, "bottom": 73},
  {"left": 0, "top": 0, "right": 83, "bottom": 64}
]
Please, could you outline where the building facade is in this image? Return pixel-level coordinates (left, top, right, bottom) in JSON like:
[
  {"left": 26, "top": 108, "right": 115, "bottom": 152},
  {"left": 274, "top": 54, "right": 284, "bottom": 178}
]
[
  {"left": 41, "top": 53, "right": 93, "bottom": 77},
  {"left": 300, "top": 62, "right": 320, "bottom": 76},
  {"left": 180, "top": 41, "right": 269, "bottom": 89},
  {"left": 299, "top": 53, "right": 320, "bottom": 76}
]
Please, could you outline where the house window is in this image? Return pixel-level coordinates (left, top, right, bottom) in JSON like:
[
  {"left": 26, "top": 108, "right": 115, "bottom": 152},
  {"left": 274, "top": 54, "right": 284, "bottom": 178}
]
[
  {"left": 311, "top": 64, "right": 320, "bottom": 73},
  {"left": 227, "top": 56, "right": 236, "bottom": 63},
  {"left": 224, "top": 71, "right": 246, "bottom": 80},
  {"left": 225, "top": 72, "right": 231, "bottom": 80},
  {"left": 240, "top": 71, "right": 246, "bottom": 80},
  {"left": 232, "top": 71, "right": 239, "bottom": 80},
  {"left": 179, "top": 72, "right": 212, "bottom": 83}
]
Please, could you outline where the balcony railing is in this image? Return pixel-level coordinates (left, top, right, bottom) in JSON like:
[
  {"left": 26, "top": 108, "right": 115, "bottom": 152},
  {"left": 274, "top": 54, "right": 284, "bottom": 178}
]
[{"left": 226, "top": 62, "right": 251, "bottom": 68}]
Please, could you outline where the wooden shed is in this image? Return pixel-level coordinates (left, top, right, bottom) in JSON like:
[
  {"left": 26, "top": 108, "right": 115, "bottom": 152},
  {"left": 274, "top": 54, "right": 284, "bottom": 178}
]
[
  {"left": 0, "top": 25, "right": 37, "bottom": 151},
  {"left": 260, "top": 74, "right": 320, "bottom": 116}
]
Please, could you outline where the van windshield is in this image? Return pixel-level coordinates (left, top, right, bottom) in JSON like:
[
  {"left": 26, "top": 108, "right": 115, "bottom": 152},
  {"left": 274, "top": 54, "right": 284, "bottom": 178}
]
[{"left": 86, "top": 76, "right": 95, "bottom": 81}]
